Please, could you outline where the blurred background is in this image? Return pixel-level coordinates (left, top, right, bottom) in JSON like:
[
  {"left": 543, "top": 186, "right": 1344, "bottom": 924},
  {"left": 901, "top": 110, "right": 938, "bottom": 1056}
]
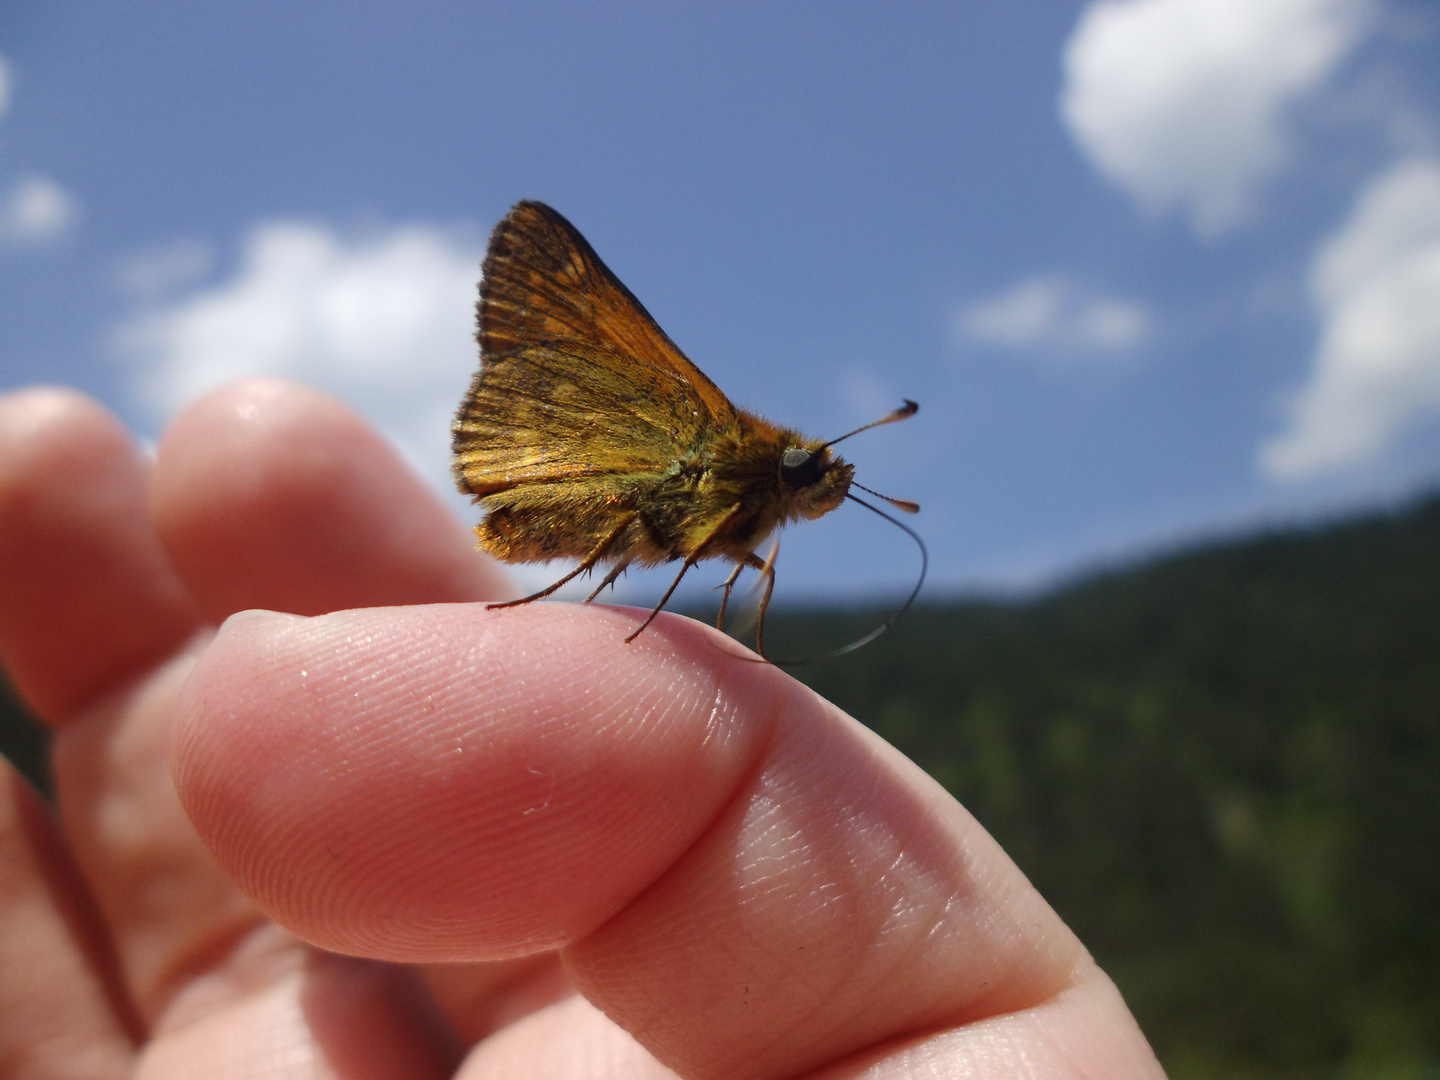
[
  {"left": 2, "top": 2, "right": 1439, "bottom": 1077},
  {"left": 2, "top": 0, "right": 1437, "bottom": 603}
]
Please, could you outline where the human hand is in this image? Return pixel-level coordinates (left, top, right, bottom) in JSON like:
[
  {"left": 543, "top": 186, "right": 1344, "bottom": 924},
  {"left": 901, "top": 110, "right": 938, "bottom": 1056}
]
[{"left": 0, "top": 380, "right": 1165, "bottom": 1078}]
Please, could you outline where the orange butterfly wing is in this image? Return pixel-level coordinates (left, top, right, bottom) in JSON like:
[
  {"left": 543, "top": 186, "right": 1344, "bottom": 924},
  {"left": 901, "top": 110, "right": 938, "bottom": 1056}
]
[
  {"left": 479, "top": 201, "right": 736, "bottom": 421},
  {"left": 453, "top": 201, "right": 742, "bottom": 499}
]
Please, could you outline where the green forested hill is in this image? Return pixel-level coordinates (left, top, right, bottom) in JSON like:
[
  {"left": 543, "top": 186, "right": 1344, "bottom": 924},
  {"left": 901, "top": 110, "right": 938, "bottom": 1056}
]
[
  {"left": 5, "top": 495, "right": 1440, "bottom": 1078},
  {"left": 767, "top": 494, "right": 1440, "bottom": 1079}
]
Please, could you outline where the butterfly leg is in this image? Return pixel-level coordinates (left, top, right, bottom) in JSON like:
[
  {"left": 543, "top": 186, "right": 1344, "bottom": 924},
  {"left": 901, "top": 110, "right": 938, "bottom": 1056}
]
[
  {"left": 584, "top": 561, "right": 630, "bottom": 602},
  {"left": 751, "top": 546, "right": 780, "bottom": 661},
  {"left": 488, "top": 513, "right": 637, "bottom": 610},
  {"left": 625, "top": 504, "right": 745, "bottom": 643},
  {"left": 715, "top": 552, "right": 768, "bottom": 632}
]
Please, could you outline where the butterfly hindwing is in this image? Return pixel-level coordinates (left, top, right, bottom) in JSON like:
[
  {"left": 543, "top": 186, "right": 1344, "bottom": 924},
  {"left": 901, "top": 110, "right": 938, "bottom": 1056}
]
[{"left": 452, "top": 339, "right": 709, "bottom": 496}]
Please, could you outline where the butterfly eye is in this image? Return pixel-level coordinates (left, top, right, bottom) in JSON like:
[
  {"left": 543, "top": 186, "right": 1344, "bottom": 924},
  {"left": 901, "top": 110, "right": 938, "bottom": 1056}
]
[{"left": 780, "top": 447, "right": 823, "bottom": 488}]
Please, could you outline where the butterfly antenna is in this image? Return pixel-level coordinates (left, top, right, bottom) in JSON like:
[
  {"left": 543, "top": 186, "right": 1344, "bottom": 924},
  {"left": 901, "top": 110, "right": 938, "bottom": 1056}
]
[
  {"left": 821, "top": 399, "right": 918, "bottom": 450},
  {"left": 852, "top": 480, "right": 919, "bottom": 515}
]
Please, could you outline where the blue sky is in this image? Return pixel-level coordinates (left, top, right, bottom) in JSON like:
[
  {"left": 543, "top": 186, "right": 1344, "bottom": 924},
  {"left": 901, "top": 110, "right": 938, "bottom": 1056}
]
[{"left": 2, "top": 0, "right": 1438, "bottom": 606}]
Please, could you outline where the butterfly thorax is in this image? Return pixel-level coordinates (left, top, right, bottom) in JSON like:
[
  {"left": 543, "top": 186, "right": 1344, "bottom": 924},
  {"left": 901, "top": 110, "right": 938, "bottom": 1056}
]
[{"left": 657, "top": 415, "right": 854, "bottom": 562}]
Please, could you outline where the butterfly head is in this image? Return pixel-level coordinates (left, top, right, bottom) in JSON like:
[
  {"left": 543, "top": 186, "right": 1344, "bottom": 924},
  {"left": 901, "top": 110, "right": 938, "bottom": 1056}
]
[{"left": 778, "top": 444, "right": 854, "bottom": 520}]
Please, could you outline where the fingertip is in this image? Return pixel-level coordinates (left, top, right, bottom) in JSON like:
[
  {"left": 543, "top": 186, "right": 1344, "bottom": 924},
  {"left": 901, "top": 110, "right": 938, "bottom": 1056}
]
[
  {"left": 153, "top": 379, "right": 512, "bottom": 621},
  {"left": 0, "top": 387, "right": 201, "bottom": 720},
  {"left": 170, "top": 602, "right": 784, "bottom": 962},
  {"left": 1, "top": 385, "right": 116, "bottom": 451},
  {"left": 0, "top": 387, "right": 142, "bottom": 512}
]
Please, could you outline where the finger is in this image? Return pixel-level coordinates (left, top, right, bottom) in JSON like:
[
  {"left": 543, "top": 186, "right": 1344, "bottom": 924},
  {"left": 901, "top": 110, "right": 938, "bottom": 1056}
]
[
  {"left": 419, "top": 955, "right": 575, "bottom": 1044},
  {"left": 566, "top": 647, "right": 1099, "bottom": 1079},
  {"left": 0, "top": 388, "right": 269, "bottom": 1023},
  {"left": 0, "top": 762, "right": 137, "bottom": 1078},
  {"left": 134, "top": 943, "right": 460, "bottom": 1080},
  {"left": 806, "top": 965, "right": 1163, "bottom": 1079},
  {"left": 151, "top": 379, "right": 513, "bottom": 620},
  {"left": 173, "top": 603, "right": 770, "bottom": 961},
  {"left": 0, "top": 388, "right": 202, "bottom": 722},
  {"left": 0, "top": 385, "right": 489, "bottom": 1072},
  {"left": 173, "top": 602, "right": 1163, "bottom": 1079},
  {"left": 456, "top": 996, "right": 680, "bottom": 1080},
  {"left": 51, "top": 637, "right": 267, "bottom": 1022},
  {"left": 152, "top": 379, "right": 544, "bottom": 1038}
]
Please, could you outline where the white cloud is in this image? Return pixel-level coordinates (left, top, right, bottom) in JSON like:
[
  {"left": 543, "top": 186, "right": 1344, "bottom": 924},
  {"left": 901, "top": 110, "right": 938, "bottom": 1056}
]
[
  {"left": 0, "top": 57, "right": 81, "bottom": 248},
  {"left": 0, "top": 175, "right": 82, "bottom": 246},
  {"left": 1260, "top": 159, "right": 1440, "bottom": 478},
  {"left": 956, "top": 274, "right": 1150, "bottom": 355},
  {"left": 112, "top": 220, "right": 484, "bottom": 492},
  {"left": 1060, "top": 0, "right": 1371, "bottom": 237}
]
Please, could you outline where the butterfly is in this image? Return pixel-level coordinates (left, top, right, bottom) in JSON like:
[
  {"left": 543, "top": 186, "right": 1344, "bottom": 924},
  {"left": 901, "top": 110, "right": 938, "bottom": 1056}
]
[{"left": 452, "top": 201, "right": 920, "bottom": 658}]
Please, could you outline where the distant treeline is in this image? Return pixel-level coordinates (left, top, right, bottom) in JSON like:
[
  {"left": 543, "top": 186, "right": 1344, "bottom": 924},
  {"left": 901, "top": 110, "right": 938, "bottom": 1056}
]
[
  {"left": 766, "top": 494, "right": 1440, "bottom": 1080},
  {"left": 5, "top": 495, "right": 1440, "bottom": 1078}
]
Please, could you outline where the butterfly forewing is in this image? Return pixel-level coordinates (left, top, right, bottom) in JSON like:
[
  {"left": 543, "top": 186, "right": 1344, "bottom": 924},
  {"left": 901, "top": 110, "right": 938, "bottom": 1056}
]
[{"left": 477, "top": 201, "right": 737, "bottom": 425}]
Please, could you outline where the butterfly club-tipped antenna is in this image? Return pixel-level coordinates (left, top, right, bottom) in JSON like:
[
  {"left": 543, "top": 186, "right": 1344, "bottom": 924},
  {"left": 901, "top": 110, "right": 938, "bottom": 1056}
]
[
  {"left": 822, "top": 398, "right": 919, "bottom": 450},
  {"left": 822, "top": 399, "right": 920, "bottom": 515}
]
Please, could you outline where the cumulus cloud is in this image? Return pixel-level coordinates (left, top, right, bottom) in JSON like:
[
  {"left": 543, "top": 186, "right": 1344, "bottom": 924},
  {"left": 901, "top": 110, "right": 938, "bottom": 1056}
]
[
  {"left": 956, "top": 274, "right": 1150, "bottom": 356},
  {"left": 1060, "top": 0, "right": 1371, "bottom": 237},
  {"left": 112, "top": 220, "right": 484, "bottom": 491},
  {"left": 0, "top": 175, "right": 81, "bottom": 246},
  {"left": 1260, "top": 159, "right": 1440, "bottom": 478},
  {"left": 0, "top": 57, "right": 82, "bottom": 247}
]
